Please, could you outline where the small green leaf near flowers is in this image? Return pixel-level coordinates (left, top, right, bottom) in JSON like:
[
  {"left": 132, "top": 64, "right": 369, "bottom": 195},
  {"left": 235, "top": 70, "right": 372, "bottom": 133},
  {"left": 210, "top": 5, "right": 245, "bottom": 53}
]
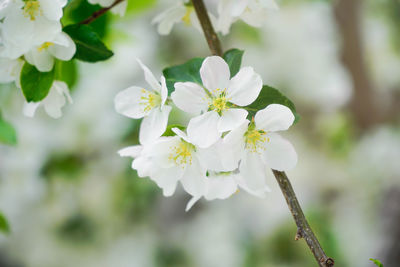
[
  {"left": 63, "top": 24, "right": 114, "bottom": 62},
  {"left": 20, "top": 62, "right": 55, "bottom": 102},
  {"left": 223, "top": 48, "right": 244, "bottom": 77},
  {"left": 162, "top": 124, "right": 186, "bottom": 137},
  {"left": 370, "top": 258, "right": 384, "bottom": 267}
]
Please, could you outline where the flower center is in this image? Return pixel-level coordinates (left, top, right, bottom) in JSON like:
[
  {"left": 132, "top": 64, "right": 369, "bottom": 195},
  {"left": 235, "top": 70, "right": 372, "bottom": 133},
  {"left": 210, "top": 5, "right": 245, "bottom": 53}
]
[
  {"left": 37, "top": 42, "right": 54, "bottom": 52},
  {"left": 182, "top": 6, "right": 194, "bottom": 26},
  {"left": 140, "top": 89, "right": 161, "bottom": 112},
  {"left": 244, "top": 128, "right": 269, "bottom": 153},
  {"left": 23, "top": 0, "right": 41, "bottom": 21},
  {"left": 209, "top": 89, "right": 230, "bottom": 115},
  {"left": 168, "top": 140, "right": 195, "bottom": 167}
]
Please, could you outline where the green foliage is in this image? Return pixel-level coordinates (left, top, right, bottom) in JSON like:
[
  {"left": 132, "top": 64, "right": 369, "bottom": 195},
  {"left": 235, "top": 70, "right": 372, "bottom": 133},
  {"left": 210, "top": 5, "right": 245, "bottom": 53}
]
[
  {"left": 370, "top": 258, "right": 384, "bottom": 267},
  {"left": 126, "top": 0, "right": 156, "bottom": 14},
  {"left": 0, "top": 212, "right": 10, "bottom": 234},
  {"left": 162, "top": 124, "right": 186, "bottom": 136},
  {"left": 0, "top": 111, "right": 17, "bottom": 146},
  {"left": 62, "top": 0, "right": 109, "bottom": 38},
  {"left": 63, "top": 24, "right": 114, "bottom": 62},
  {"left": 20, "top": 62, "right": 55, "bottom": 102},
  {"left": 223, "top": 48, "right": 244, "bottom": 77},
  {"left": 247, "top": 85, "right": 300, "bottom": 123},
  {"left": 57, "top": 213, "right": 96, "bottom": 243},
  {"left": 41, "top": 153, "right": 85, "bottom": 181},
  {"left": 155, "top": 245, "right": 191, "bottom": 267},
  {"left": 163, "top": 58, "right": 204, "bottom": 95},
  {"left": 55, "top": 60, "right": 79, "bottom": 89}
]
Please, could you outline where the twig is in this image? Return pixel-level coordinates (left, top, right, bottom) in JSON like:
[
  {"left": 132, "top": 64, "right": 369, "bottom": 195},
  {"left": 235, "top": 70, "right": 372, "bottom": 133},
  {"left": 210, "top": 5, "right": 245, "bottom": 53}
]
[
  {"left": 191, "top": 0, "right": 334, "bottom": 266},
  {"left": 191, "top": 0, "right": 223, "bottom": 56},
  {"left": 79, "top": 0, "right": 125, "bottom": 25}
]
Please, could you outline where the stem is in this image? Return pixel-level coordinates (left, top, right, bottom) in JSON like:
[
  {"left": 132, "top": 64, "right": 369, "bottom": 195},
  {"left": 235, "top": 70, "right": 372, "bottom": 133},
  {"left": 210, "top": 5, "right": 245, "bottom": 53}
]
[
  {"left": 191, "top": 0, "right": 334, "bottom": 266},
  {"left": 272, "top": 170, "right": 334, "bottom": 267},
  {"left": 191, "top": 0, "right": 223, "bottom": 56},
  {"left": 79, "top": 0, "right": 125, "bottom": 25}
]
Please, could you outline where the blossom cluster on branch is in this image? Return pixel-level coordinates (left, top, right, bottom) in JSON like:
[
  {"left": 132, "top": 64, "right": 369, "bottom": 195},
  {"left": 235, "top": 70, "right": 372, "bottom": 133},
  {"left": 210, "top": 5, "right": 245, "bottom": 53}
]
[{"left": 115, "top": 55, "right": 297, "bottom": 211}]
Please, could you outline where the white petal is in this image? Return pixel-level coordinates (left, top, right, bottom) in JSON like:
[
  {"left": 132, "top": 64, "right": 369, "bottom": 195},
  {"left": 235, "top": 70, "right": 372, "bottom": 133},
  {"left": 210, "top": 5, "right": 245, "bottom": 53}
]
[
  {"left": 171, "top": 127, "right": 190, "bottom": 143},
  {"left": 139, "top": 105, "right": 172, "bottom": 145},
  {"left": 239, "top": 151, "right": 268, "bottom": 193},
  {"left": 151, "top": 166, "right": 184, "bottom": 197},
  {"left": 235, "top": 173, "right": 271, "bottom": 198},
  {"left": 110, "top": 0, "right": 127, "bottom": 16},
  {"left": 40, "top": 0, "right": 64, "bottom": 21},
  {"left": 25, "top": 49, "right": 54, "bottom": 72},
  {"left": 187, "top": 111, "right": 221, "bottom": 148},
  {"left": 217, "top": 108, "right": 248, "bottom": 132},
  {"left": 227, "top": 66, "right": 262, "bottom": 106},
  {"left": 152, "top": 5, "right": 186, "bottom": 35},
  {"left": 200, "top": 56, "right": 230, "bottom": 93},
  {"left": 171, "top": 82, "right": 209, "bottom": 115},
  {"left": 180, "top": 159, "right": 207, "bottom": 197},
  {"left": 23, "top": 102, "right": 40, "bottom": 118},
  {"left": 196, "top": 140, "right": 233, "bottom": 172},
  {"left": 263, "top": 133, "right": 297, "bottom": 171},
  {"left": 137, "top": 59, "right": 162, "bottom": 92},
  {"left": 205, "top": 173, "right": 238, "bottom": 200},
  {"left": 132, "top": 156, "right": 153, "bottom": 177},
  {"left": 114, "top": 86, "right": 147, "bottom": 119},
  {"left": 255, "top": 104, "right": 295, "bottom": 132},
  {"left": 42, "top": 83, "right": 68, "bottom": 118},
  {"left": 186, "top": 196, "right": 201, "bottom": 212},
  {"left": 160, "top": 76, "right": 168, "bottom": 106},
  {"left": 118, "top": 145, "right": 142, "bottom": 158},
  {"left": 48, "top": 32, "right": 76, "bottom": 61}
]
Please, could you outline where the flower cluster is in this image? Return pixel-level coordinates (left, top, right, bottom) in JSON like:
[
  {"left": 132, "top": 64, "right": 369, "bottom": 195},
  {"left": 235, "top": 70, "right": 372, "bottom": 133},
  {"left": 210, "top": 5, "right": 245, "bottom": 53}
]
[
  {"left": 153, "top": 0, "right": 278, "bottom": 36},
  {"left": 115, "top": 56, "right": 297, "bottom": 211},
  {"left": 0, "top": 0, "right": 75, "bottom": 118}
]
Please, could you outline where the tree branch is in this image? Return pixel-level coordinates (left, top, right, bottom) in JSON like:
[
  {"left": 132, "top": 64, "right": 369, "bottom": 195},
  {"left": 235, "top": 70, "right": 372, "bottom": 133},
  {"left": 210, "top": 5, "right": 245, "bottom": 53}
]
[
  {"left": 79, "top": 0, "right": 125, "bottom": 25},
  {"left": 191, "top": 0, "right": 334, "bottom": 266}
]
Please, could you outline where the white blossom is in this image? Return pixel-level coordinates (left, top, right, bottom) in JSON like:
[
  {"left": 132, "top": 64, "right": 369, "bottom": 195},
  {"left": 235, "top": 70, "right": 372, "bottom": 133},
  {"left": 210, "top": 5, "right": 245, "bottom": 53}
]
[
  {"left": 23, "top": 80, "right": 73, "bottom": 119},
  {"left": 114, "top": 60, "right": 172, "bottom": 145},
  {"left": 216, "top": 0, "right": 279, "bottom": 35},
  {"left": 24, "top": 32, "right": 76, "bottom": 72},
  {"left": 0, "top": 57, "right": 23, "bottom": 84},
  {"left": 171, "top": 56, "right": 262, "bottom": 148}
]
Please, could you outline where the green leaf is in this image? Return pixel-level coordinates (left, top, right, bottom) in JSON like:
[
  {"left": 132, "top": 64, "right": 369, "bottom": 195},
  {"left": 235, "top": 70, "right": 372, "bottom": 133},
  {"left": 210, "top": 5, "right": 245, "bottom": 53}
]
[
  {"left": 370, "top": 258, "right": 384, "bottom": 267},
  {"left": 0, "top": 116, "right": 17, "bottom": 146},
  {"left": 162, "top": 124, "right": 186, "bottom": 137},
  {"left": 63, "top": 24, "right": 113, "bottom": 62},
  {"left": 247, "top": 85, "right": 300, "bottom": 123},
  {"left": 223, "top": 48, "right": 244, "bottom": 77},
  {"left": 20, "top": 62, "right": 55, "bottom": 102},
  {"left": 163, "top": 58, "right": 204, "bottom": 95},
  {"left": 55, "top": 60, "right": 78, "bottom": 89},
  {"left": 0, "top": 212, "right": 10, "bottom": 234}
]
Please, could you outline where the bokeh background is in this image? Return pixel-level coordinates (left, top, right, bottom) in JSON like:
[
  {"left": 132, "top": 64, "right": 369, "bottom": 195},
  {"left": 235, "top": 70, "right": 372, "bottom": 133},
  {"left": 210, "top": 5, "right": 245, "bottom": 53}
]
[{"left": 1, "top": 0, "right": 400, "bottom": 266}]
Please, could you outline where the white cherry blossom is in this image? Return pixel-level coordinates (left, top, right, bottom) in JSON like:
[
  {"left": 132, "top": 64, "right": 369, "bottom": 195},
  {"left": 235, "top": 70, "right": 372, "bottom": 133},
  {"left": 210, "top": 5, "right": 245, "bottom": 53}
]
[
  {"left": 114, "top": 60, "right": 172, "bottom": 145},
  {"left": 0, "top": 57, "right": 23, "bottom": 84},
  {"left": 216, "top": 0, "right": 279, "bottom": 35},
  {"left": 171, "top": 55, "right": 262, "bottom": 148},
  {"left": 24, "top": 32, "right": 76, "bottom": 72},
  {"left": 223, "top": 104, "right": 297, "bottom": 193},
  {"left": 23, "top": 81, "right": 73, "bottom": 119}
]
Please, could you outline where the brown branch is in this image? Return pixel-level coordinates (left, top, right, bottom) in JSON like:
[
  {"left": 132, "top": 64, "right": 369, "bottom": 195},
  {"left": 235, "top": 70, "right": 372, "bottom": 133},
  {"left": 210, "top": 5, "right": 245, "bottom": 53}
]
[
  {"left": 79, "top": 0, "right": 125, "bottom": 25},
  {"left": 191, "top": 0, "right": 334, "bottom": 266},
  {"left": 191, "top": 0, "right": 223, "bottom": 56}
]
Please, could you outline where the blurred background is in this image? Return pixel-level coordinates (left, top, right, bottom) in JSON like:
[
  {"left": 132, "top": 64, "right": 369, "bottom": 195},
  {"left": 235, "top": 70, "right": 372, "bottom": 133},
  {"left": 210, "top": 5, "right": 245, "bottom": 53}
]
[{"left": 1, "top": 0, "right": 400, "bottom": 266}]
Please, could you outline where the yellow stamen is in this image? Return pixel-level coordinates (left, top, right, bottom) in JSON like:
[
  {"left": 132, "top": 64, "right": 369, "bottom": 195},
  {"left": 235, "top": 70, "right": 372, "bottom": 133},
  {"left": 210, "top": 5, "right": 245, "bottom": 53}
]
[
  {"left": 23, "top": 0, "right": 41, "bottom": 21},
  {"left": 182, "top": 6, "right": 194, "bottom": 26},
  {"left": 208, "top": 89, "right": 230, "bottom": 115},
  {"left": 245, "top": 128, "right": 269, "bottom": 153},
  {"left": 168, "top": 140, "right": 195, "bottom": 167},
  {"left": 140, "top": 89, "right": 161, "bottom": 112},
  {"left": 37, "top": 42, "right": 54, "bottom": 52}
]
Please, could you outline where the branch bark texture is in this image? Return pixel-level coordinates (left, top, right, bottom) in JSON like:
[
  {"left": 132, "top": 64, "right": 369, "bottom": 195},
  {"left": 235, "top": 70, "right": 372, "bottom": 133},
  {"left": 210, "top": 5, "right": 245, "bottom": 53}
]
[
  {"left": 191, "top": 0, "right": 334, "bottom": 266},
  {"left": 80, "top": 0, "right": 125, "bottom": 25}
]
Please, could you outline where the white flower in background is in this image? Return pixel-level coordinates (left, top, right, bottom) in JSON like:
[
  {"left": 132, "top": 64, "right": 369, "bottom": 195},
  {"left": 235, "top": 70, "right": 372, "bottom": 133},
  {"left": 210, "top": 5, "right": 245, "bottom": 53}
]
[
  {"left": 0, "top": 0, "right": 66, "bottom": 59},
  {"left": 171, "top": 56, "right": 262, "bottom": 148},
  {"left": 152, "top": 1, "right": 201, "bottom": 35},
  {"left": 114, "top": 60, "right": 172, "bottom": 145},
  {"left": 0, "top": 57, "right": 23, "bottom": 84},
  {"left": 216, "top": 0, "right": 279, "bottom": 35},
  {"left": 88, "top": 0, "right": 127, "bottom": 16},
  {"left": 223, "top": 104, "right": 297, "bottom": 193},
  {"left": 23, "top": 81, "right": 73, "bottom": 119},
  {"left": 24, "top": 32, "right": 76, "bottom": 72}
]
